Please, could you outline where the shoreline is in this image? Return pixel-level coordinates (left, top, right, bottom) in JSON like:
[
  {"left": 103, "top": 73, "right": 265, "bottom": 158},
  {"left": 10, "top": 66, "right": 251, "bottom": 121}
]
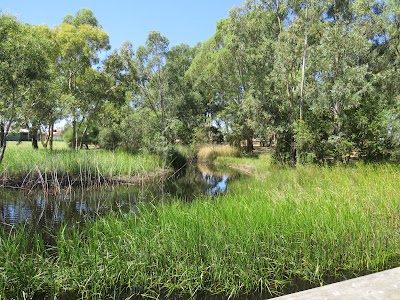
[{"left": 0, "top": 168, "right": 172, "bottom": 191}]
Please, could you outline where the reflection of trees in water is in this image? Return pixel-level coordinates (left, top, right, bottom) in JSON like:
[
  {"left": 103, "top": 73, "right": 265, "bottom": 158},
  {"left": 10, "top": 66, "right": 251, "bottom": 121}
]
[
  {"left": 0, "top": 185, "right": 160, "bottom": 229},
  {"left": 201, "top": 173, "right": 228, "bottom": 195},
  {"left": 0, "top": 189, "right": 144, "bottom": 227},
  {"left": 0, "top": 164, "right": 231, "bottom": 230},
  {"left": 162, "top": 164, "right": 230, "bottom": 200}
]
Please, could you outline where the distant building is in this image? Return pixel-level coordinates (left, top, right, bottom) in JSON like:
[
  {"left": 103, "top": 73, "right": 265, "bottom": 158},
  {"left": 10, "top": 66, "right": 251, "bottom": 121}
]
[
  {"left": 53, "top": 129, "right": 64, "bottom": 141},
  {"left": 6, "top": 128, "right": 64, "bottom": 142},
  {"left": 19, "top": 129, "right": 30, "bottom": 141}
]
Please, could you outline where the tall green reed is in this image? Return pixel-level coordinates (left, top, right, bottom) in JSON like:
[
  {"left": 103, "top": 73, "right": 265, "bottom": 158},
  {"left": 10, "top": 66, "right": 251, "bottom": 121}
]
[
  {"left": 0, "top": 147, "right": 165, "bottom": 189},
  {"left": 1, "top": 155, "right": 400, "bottom": 299}
]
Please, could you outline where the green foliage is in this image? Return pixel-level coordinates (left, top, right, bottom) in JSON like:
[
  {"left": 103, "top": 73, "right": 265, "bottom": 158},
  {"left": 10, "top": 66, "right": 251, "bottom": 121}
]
[
  {"left": 2, "top": 155, "right": 400, "bottom": 298},
  {"left": 0, "top": 14, "right": 54, "bottom": 158},
  {"left": 62, "top": 8, "right": 100, "bottom": 27},
  {"left": 62, "top": 123, "right": 99, "bottom": 148},
  {"left": 163, "top": 145, "right": 187, "bottom": 170},
  {"left": 98, "top": 127, "right": 121, "bottom": 151},
  {"left": 0, "top": 143, "right": 164, "bottom": 183},
  {"left": 1, "top": 0, "right": 400, "bottom": 164}
]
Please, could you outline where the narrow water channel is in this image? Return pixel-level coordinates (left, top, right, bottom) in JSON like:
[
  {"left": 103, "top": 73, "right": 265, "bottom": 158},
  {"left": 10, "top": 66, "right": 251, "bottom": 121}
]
[{"left": 0, "top": 163, "right": 234, "bottom": 230}]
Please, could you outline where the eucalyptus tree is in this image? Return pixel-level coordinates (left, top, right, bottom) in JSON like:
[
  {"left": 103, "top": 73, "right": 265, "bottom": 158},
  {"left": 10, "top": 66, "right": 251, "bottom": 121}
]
[
  {"left": 163, "top": 43, "right": 203, "bottom": 143},
  {"left": 134, "top": 32, "right": 169, "bottom": 131},
  {"left": 0, "top": 15, "right": 51, "bottom": 162},
  {"left": 188, "top": 3, "right": 278, "bottom": 151},
  {"left": 17, "top": 24, "right": 63, "bottom": 150},
  {"left": 62, "top": 8, "right": 100, "bottom": 27},
  {"left": 186, "top": 37, "right": 226, "bottom": 136},
  {"left": 268, "top": 0, "right": 325, "bottom": 164},
  {"left": 303, "top": 0, "right": 379, "bottom": 161},
  {"left": 224, "top": 4, "right": 281, "bottom": 151},
  {"left": 75, "top": 67, "right": 125, "bottom": 148},
  {"left": 101, "top": 41, "right": 138, "bottom": 129},
  {"left": 55, "top": 9, "right": 109, "bottom": 149},
  {"left": 374, "top": 0, "right": 400, "bottom": 159}
]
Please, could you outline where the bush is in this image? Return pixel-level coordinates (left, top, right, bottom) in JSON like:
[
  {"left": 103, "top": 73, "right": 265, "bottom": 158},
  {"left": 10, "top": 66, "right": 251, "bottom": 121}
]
[
  {"left": 98, "top": 128, "right": 121, "bottom": 151},
  {"left": 162, "top": 145, "right": 187, "bottom": 170},
  {"left": 62, "top": 124, "right": 99, "bottom": 149}
]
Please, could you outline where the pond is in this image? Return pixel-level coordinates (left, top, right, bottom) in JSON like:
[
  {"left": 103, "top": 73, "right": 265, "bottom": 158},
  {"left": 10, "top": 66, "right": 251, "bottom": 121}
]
[{"left": 0, "top": 163, "right": 235, "bottom": 230}]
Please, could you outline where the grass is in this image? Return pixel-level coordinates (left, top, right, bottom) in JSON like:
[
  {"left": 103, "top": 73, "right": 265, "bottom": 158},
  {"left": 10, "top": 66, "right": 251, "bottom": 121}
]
[
  {"left": 197, "top": 144, "right": 238, "bottom": 162},
  {"left": 1, "top": 153, "right": 400, "bottom": 299},
  {"left": 0, "top": 142, "right": 166, "bottom": 188}
]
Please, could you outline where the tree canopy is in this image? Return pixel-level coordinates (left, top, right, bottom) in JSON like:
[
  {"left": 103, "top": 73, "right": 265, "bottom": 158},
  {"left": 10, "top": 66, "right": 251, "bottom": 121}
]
[{"left": 1, "top": 1, "right": 399, "bottom": 164}]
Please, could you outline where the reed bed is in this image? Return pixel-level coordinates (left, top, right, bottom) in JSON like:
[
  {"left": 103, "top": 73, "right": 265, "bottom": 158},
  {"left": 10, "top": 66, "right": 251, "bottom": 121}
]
[
  {"left": 0, "top": 145, "right": 165, "bottom": 189},
  {"left": 1, "top": 155, "right": 400, "bottom": 299}
]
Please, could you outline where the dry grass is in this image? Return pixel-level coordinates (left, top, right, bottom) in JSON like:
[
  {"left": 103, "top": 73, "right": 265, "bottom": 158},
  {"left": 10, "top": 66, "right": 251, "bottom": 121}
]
[{"left": 197, "top": 144, "right": 238, "bottom": 162}]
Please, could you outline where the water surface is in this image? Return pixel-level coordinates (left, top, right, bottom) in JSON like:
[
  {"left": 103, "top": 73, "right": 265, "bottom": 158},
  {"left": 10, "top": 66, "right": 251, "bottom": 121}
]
[{"left": 0, "top": 163, "right": 234, "bottom": 230}]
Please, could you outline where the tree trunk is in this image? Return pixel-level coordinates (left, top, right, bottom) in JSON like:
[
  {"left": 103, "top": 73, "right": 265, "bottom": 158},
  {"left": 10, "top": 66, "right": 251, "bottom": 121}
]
[
  {"left": 0, "top": 141, "right": 6, "bottom": 164},
  {"left": 333, "top": 99, "right": 341, "bottom": 135},
  {"left": 31, "top": 132, "right": 39, "bottom": 149},
  {"left": 0, "top": 89, "right": 17, "bottom": 163},
  {"left": 49, "top": 123, "right": 54, "bottom": 151},
  {"left": 287, "top": 79, "right": 296, "bottom": 167},
  {"left": 72, "top": 118, "right": 77, "bottom": 150},
  {"left": 0, "top": 123, "right": 6, "bottom": 163},
  {"left": 275, "top": 134, "right": 282, "bottom": 163},
  {"left": 80, "top": 125, "right": 88, "bottom": 149},
  {"left": 290, "top": 134, "right": 296, "bottom": 167},
  {"left": 41, "top": 131, "right": 48, "bottom": 149},
  {"left": 30, "top": 126, "right": 39, "bottom": 149},
  {"left": 246, "top": 136, "right": 254, "bottom": 153},
  {"left": 299, "top": 5, "right": 308, "bottom": 121}
]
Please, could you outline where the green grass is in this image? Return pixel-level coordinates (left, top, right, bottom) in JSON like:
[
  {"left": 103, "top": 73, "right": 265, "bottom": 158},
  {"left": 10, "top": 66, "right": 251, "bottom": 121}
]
[
  {"left": 6, "top": 141, "right": 68, "bottom": 150},
  {"left": 0, "top": 142, "right": 165, "bottom": 187},
  {"left": 1, "top": 154, "right": 400, "bottom": 299}
]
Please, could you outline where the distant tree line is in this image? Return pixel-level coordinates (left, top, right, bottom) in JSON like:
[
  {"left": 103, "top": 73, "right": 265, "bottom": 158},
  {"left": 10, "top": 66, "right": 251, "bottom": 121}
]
[{"left": 0, "top": 0, "right": 399, "bottom": 164}]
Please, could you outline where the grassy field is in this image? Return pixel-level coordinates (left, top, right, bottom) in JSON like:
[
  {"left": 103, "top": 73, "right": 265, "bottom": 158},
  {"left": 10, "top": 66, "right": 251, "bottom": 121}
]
[
  {"left": 1, "top": 152, "right": 400, "bottom": 299},
  {"left": 0, "top": 142, "right": 166, "bottom": 188}
]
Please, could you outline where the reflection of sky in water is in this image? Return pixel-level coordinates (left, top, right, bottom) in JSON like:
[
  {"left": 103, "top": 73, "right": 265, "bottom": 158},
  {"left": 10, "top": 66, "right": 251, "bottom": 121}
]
[
  {"left": 202, "top": 172, "right": 228, "bottom": 195},
  {"left": 0, "top": 167, "right": 231, "bottom": 228},
  {"left": 4, "top": 204, "right": 31, "bottom": 224}
]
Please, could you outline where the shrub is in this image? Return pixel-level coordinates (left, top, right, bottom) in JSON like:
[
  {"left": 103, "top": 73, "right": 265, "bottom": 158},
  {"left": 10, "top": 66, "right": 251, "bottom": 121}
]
[
  {"left": 98, "top": 128, "right": 121, "bottom": 151},
  {"left": 163, "top": 145, "right": 187, "bottom": 170}
]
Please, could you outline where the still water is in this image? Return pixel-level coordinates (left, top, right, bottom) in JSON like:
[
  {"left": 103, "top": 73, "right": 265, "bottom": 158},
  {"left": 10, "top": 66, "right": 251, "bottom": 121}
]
[{"left": 0, "top": 164, "right": 233, "bottom": 230}]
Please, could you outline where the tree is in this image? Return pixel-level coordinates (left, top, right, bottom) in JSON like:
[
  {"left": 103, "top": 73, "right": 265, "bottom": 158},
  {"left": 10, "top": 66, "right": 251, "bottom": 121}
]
[
  {"left": 56, "top": 10, "right": 109, "bottom": 149},
  {"left": 163, "top": 43, "right": 203, "bottom": 144},
  {"left": 62, "top": 8, "right": 100, "bottom": 28},
  {"left": 74, "top": 67, "right": 124, "bottom": 148},
  {"left": 134, "top": 32, "right": 170, "bottom": 134},
  {"left": 0, "top": 15, "right": 51, "bottom": 162},
  {"left": 18, "top": 25, "right": 62, "bottom": 150},
  {"left": 188, "top": 2, "right": 278, "bottom": 152}
]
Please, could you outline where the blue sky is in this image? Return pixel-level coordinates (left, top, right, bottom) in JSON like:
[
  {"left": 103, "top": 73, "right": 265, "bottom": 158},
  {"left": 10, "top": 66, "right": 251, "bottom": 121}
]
[{"left": 0, "top": 0, "right": 245, "bottom": 51}]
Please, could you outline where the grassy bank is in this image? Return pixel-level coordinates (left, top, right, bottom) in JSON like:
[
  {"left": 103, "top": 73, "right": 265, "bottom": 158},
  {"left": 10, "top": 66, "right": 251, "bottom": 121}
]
[
  {"left": 0, "top": 142, "right": 166, "bottom": 188},
  {"left": 1, "top": 154, "right": 400, "bottom": 299}
]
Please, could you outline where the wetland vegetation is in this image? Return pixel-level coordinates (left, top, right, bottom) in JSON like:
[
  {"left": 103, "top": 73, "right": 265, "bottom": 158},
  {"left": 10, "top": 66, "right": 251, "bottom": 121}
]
[
  {"left": 1, "top": 0, "right": 400, "bottom": 299},
  {"left": 1, "top": 150, "right": 400, "bottom": 299},
  {"left": 0, "top": 142, "right": 166, "bottom": 189}
]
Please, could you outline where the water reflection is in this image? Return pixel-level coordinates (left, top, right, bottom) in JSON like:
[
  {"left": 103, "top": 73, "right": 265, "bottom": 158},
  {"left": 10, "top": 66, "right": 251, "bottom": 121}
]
[
  {"left": 0, "top": 164, "right": 234, "bottom": 229},
  {"left": 202, "top": 173, "right": 228, "bottom": 195}
]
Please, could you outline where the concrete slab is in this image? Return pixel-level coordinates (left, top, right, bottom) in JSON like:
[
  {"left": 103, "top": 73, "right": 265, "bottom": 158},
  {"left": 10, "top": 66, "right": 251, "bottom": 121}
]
[{"left": 273, "top": 267, "right": 400, "bottom": 300}]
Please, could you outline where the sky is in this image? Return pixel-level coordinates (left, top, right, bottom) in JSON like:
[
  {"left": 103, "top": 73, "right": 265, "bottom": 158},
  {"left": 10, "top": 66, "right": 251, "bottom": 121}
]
[{"left": 0, "top": 0, "right": 245, "bottom": 51}]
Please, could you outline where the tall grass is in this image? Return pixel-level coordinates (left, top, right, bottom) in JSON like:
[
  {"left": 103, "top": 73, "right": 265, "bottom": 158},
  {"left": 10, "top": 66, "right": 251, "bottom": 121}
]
[
  {"left": 1, "top": 154, "right": 400, "bottom": 299},
  {"left": 197, "top": 144, "right": 238, "bottom": 162},
  {"left": 0, "top": 143, "right": 165, "bottom": 188}
]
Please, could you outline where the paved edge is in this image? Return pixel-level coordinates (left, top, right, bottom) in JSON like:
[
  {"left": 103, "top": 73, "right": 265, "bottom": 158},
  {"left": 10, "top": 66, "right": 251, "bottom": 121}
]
[{"left": 273, "top": 267, "right": 400, "bottom": 300}]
